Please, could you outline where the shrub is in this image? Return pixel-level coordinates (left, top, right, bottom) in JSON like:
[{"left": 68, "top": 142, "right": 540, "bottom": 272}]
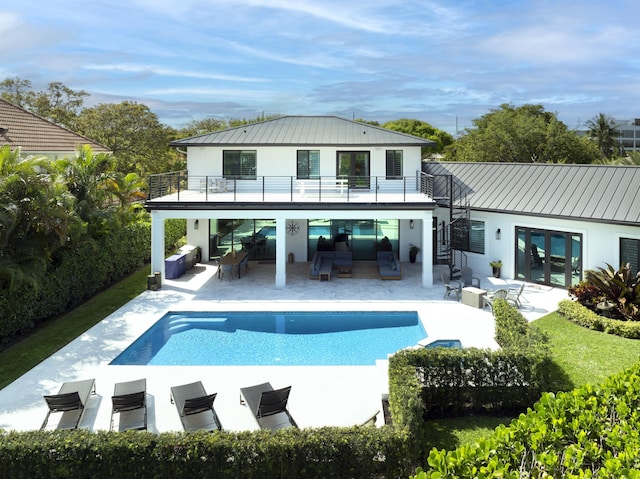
[
  {"left": 412, "top": 363, "right": 640, "bottom": 477},
  {"left": 570, "top": 263, "right": 640, "bottom": 321},
  {"left": 559, "top": 299, "right": 640, "bottom": 339}
]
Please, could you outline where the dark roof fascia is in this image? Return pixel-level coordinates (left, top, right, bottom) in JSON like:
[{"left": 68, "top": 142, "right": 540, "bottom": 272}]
[
  {"left": 465, "top": 206, "right": 640, "bottom": 228},
  {"left": 145, "top": 201, "right": 436, "bottom": 212}
]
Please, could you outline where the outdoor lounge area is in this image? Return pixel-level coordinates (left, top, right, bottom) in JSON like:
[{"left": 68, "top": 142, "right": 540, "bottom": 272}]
[{"left": 0, "top": 261, "right": 568, "bottom": 433}]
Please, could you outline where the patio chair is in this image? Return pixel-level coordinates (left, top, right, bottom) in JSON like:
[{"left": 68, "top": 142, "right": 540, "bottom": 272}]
[
  {"left": 506, "top": 283, "right": 526, "bottom": 308},
  {"left": 461, "top": 266, "right": 481, "bottom": 288},
  {"left": 170, "top": 381, "right": 221, "bottom": 431},
  {"left": 441, "top": 273, "right": 461, "bottom": 301},
  {"left": 238, "top": 255, "right": 249, "bottom": 278},
  {"left": 41, "top": 378, "right": 96, "bottom": 430},
  {"left": 239, "top": 382, "right": 297, "bottom": 430},
  {"left": 111, "top": 378, "right": 147, "bottom": 431},
  {"left": 219, "top": 263, "right": 234, "bottom": 281},
  {"left": 484, "top": 289, "right": 508, "bottom": 314}
]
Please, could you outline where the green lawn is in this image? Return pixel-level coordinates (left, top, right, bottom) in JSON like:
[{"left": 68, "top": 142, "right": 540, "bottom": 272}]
[
  {"left": 0, "top": 267, "right": 150, "bottom": 390},
  {"left": 423, "top": 311, "right": 640, "bottom": 452}
]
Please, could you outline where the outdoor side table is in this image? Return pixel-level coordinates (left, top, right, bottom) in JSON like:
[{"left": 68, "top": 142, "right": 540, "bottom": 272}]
[{"left": 461, "top": 287, "right": 487, "bottom": 308}]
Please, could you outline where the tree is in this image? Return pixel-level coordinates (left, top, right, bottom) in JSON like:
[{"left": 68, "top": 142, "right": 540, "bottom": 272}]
[
  {"left": 0, "top": 77, "right": 34, "bottom": 108},
  {"left": 586, "top": 113, "right": 619, "bottom": 159},
  {"left": 76, "top": 101, "right": 179, "bottom": 177},
  {"left": 446, "top": 104, "right": 601, "bottom": 164},
  {"left": 1, "top": 77, "right": 87, "bottom": 128},
  {"left": 382, "top": 119, "right": 454, "bottom": 156}
]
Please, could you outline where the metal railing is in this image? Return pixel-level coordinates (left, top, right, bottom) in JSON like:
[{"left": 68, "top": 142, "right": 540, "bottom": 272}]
[{"left": 148, "top": 171, "right": 435, "bottom": 204}]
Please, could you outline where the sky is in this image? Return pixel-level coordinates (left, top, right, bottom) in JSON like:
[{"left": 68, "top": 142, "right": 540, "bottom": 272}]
[{"left": 1, "top": 0, "right": 639, "bottom": 134}]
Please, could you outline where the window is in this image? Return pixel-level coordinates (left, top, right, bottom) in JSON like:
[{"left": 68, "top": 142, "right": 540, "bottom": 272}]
[
  {"left": 297, "top": 150, "right": 320, "bottom": 179},
  {"left": 385, "top": 150, "right": 403, "bottom": 179},
  {"left": 223, "top": 150, "right": 256, "bottom": 179},
  {"left": 621, "top": 238, "right": 640, "bottom": 275},
  {"left": 451, "top": 219, "right": 484, "bottom": 254},
  {"left": 468, "top": 221, "right": 485, "bottom": 254}
]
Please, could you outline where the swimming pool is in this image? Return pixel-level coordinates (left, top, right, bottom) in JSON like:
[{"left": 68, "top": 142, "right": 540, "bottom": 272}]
[{"left": 111, "top": 311, "right": 426, "bottom": 366}]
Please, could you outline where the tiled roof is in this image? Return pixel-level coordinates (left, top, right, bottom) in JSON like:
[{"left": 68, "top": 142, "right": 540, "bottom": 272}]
[
  {"left": 171, "top": 116, "right": 435, "bottom": 147},
  {"left": 424, "top": 161, "right": 640, "bottom": 226},
  {"left": 0, "top": 98, "right": 109, "bottom": 154}
]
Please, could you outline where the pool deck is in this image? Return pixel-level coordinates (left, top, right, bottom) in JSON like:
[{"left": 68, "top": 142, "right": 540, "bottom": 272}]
[{"left": 0, "top": 261, "right": 568, "bottom": 433}]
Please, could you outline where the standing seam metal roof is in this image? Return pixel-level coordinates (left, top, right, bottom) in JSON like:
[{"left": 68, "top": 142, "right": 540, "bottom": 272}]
[
  {"left": 170, "top": 116, "right": 435, "bottom": 147},
  {"left": 424, "top": 162, "right": 640, "bottom": 226}
]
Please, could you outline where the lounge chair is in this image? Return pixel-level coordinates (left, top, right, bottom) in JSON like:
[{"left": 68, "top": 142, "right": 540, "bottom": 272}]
[
  {"left": 506, "top": 283, "right": 526, "bottom": 308},
  {"left": 41, "top": 378, "right": 96, "bottom": 430},
  {"left": 461, "top": 266, "right": 481, "bottom": 288},
  {"left": 170, "top": 381, "right": 221, "bottom": 431},
  {"left": 441, "top": 273, "right": 461, "bottom": 301},
  {"left": 239, "top": 382, "right": 297, "bottom": 430},
  {"left": 484, "top": 289, "right": 508, "bottom": 314},
  {"left": 111, "top": 378, "right": 147, "bottom": 431}
]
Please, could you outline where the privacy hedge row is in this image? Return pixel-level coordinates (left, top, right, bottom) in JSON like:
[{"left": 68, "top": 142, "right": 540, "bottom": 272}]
[
  {"left": 0, "top": 426, "right": 415, "bottom": 479},
  {"left": 0, "top": 219, "right": 186, "bottom": 342},
  {"left": 558, "top": 299, "right": 640, "bottom": 339},
  {"left": 413, "top": 362, "right": 640, "bottom": 478},
  {"left": 388, "top": 300, "right": 551, "bottom": 461}
]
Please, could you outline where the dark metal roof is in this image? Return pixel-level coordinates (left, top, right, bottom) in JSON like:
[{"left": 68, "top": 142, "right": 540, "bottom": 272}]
[
  {"left": 171, "top": 116, "right": 435, "bottom": 147},
  {"left": 424, "top": 162, "right": 640, "bottom": 226},
  {"left": 0, "top": 98, "right": 109, "bottom": 154}
]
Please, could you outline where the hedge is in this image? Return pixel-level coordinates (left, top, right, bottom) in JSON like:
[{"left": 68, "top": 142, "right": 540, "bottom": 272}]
[
  {"left": 0, "top": 218, "right": 186, "bottom": 342},
  {"left": 413, "top": 363, "right": 640, "bottom": 478},
  {"left": 558, "top": 299, "right": 640, "bottom": 339},
  {"left": 0, "top": 427, "right": 416, "bottom": 479}
]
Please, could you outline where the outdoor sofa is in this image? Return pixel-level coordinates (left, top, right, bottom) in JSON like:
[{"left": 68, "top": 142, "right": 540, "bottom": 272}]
[{"left": 309, "top": 251, "right": 352, "bottom": 279}]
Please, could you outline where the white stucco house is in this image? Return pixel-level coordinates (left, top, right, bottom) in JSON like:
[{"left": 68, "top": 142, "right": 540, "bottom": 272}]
[
  {"left": 146, "top": 116, "right": 437, "bottom": 288},
  {"left": 424, "top": 162, "right": 640, "bottom": 288},
  {"left": 145, "top": 115, "right": 640, "bottom": 291}
]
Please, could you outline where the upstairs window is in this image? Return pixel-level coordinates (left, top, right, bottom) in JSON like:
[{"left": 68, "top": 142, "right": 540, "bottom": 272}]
[
  {"left": 385, "top": 150, "right": 403, "bottom": 179},
  {"left": 297, "top": 150, "right": 320, "bottom": 179},
  {"left": 223, "top": 150, "right": 256, "bottom": 179}
]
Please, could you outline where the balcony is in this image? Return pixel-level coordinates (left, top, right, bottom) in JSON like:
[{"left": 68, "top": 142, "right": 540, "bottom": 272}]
[{"left": 147, "top": 171, "right": 435, "bottom": 207}]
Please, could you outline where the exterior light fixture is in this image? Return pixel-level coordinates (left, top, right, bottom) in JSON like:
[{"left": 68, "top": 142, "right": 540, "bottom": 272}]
[
  {"left": 496, "top": 228, "right": 501, "bottom": 240},
  {"left": 194, "top": 219, "right": 199, "bottom": 230},
  {"left": 410, "top": 220, "right": 414, "bottom": 229}
]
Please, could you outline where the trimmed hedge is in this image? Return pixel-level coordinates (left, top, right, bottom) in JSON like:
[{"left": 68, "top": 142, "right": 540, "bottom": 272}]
[
  {"left": 0, "top": 218, "right": 186, "bottom": 342},
  {"left": 558, "top": 299, "right": 640, "bottom": 339},
  {"left": 0, "top": 427, "right": 416, "bottom": 479},
  {"left": 413, "top": 363, "right": 640, "bottom": 478}
]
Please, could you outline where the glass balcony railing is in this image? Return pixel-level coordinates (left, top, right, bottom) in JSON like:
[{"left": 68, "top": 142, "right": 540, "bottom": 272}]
[{"left": 147, "top": 171, "right": 434, "bottom": 204}]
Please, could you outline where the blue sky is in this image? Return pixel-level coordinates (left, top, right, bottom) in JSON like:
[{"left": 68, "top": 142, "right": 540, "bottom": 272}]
[{"left": 1, "top": 0, "right": 638, "bottom": 134}]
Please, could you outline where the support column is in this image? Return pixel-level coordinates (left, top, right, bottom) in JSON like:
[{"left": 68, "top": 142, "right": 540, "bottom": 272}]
[
  {"left": 275, "top": 217, "right": 287, "bottom": 288},
  {"left": 151, "top": 213, "right": 166, "bottom": 282},
  {"left": 421, "top": 214, "right": 433, "bottom": 287}
]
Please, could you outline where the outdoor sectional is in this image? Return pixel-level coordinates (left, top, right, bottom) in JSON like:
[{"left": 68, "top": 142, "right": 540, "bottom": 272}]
[
  {"left": 377, "top": 251, "right": 402, "bottom": 280},
  {"left": 309, "top": 251, "right": 352, "bottom": 279}
]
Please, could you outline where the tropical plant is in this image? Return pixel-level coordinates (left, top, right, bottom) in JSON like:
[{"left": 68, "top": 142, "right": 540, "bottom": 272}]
[
  {"left": 586, "top": 113, "right": 620, "bottom": 159},
  {"left": 578, "top": 263, "right": 640, "bottom": 321}
]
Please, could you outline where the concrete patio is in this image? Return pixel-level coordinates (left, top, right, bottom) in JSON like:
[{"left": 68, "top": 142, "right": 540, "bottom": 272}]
[{"left": 0, "top": 261, "right": 568, "bottom": 433}]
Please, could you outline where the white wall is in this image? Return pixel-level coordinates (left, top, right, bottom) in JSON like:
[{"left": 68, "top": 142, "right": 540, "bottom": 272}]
[
  {"left": 438, "top": 208, "right": 640, "bottom": 280},
  {"left": 186, "top": 145, "right": 423, "bottom": 178}
]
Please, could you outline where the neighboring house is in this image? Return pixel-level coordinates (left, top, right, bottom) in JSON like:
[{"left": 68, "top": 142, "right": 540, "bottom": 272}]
[
  {"left": 0, "top": 98, "right": 108, "bottom": 158},
  {"left": 146, "top": 116, "right": 437, "bottom": 287},
  {"left": 424, "top": 162, "right": 640, "bottom": 288}
]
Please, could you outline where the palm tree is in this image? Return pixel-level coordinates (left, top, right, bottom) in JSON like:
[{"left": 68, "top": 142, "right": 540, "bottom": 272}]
[{"left": 586, "top": 113, "right": 619, "bottom": 159}]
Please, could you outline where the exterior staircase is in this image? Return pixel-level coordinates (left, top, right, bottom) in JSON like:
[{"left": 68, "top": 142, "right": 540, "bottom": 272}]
[{"left": 431, "top": 174, "right": 470, "bottom": 281}]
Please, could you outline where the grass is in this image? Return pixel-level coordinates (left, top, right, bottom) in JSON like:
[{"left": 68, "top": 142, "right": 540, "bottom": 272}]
[
  {"left": 0, "top": 267, "right": 150, "bottom": 390},
  {"left": 423, "top": 311, "right": 640, "bottom": 452}
]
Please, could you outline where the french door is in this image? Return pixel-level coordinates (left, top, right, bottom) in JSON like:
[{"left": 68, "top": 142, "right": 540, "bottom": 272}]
[
  {"left": 337, "top": 151, "right": 370, "bottom": 189},
  {"left": 515, "top": 227, "right": 582, "bottom": 288}
]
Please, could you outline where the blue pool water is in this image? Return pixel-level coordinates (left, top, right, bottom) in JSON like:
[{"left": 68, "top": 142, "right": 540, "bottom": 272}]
[{"left": 111, "top": 311, "right": 426, "bottom": 366}]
